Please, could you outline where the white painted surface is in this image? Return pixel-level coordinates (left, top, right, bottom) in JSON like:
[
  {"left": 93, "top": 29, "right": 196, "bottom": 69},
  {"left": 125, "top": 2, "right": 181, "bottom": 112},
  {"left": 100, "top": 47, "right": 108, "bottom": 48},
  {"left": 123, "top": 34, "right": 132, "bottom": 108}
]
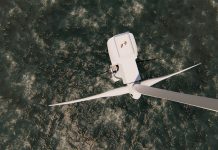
[{"left": 107, "top": 32, "right": 141, "bottom": 84}]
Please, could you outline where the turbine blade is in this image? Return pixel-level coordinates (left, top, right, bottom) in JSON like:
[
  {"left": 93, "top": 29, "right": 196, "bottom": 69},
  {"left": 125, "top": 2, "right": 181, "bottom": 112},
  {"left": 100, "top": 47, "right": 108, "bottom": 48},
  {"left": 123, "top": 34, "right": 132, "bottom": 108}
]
[
  {"left": 141, "top": 63, "right": 201, "bottom": 86},
  {"left": 134, "top": 84, "right": 218, "bottom": 112},
  {"left": 49, "top": 86, "right": 129, "bottom": 106}
]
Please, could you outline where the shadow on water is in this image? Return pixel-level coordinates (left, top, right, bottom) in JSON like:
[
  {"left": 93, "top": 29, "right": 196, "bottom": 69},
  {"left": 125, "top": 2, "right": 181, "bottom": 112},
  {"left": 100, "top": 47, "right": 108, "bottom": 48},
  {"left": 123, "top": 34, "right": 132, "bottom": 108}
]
[{"left": 0, "top": 0, "right": 218, "bottom": 149}]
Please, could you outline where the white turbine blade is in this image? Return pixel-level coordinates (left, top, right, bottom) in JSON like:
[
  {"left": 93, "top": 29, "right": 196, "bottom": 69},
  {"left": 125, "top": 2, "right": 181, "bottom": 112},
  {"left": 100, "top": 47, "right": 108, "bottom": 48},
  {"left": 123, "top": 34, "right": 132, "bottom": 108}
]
[
  {"left": 49, "top": 86, "right": 129, "bottom": 106},
  {"left": 134, "top": 84, "right": 218, "bottom": 112},
  {"left": 141, "top": 63, "right": 201, "bottom": 86}
]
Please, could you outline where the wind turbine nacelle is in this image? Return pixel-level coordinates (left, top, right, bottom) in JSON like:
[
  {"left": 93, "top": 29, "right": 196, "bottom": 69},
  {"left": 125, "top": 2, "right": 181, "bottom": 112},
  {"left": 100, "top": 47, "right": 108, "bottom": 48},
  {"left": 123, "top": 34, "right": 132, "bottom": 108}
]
[
  {"left": 107, "top": 32, "right": 138, "bottom": 63},
  {"left": 107, "top": 32, "right": 141, "bottom": 84}
]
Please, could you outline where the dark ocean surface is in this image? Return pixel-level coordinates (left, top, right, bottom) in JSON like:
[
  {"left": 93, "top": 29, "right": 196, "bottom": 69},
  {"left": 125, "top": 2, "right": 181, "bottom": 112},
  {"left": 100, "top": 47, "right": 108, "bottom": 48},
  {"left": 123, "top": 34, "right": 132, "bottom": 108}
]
[{"left": 0, "top": 0, "right": 218, "bottom": 149}]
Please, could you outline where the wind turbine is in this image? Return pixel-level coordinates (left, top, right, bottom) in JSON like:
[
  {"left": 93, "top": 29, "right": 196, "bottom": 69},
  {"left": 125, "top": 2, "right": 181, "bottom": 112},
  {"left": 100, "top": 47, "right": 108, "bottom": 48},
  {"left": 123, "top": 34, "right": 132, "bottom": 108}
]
[{"left": 49, "top": 32, "right": 218, "bottom": 112}]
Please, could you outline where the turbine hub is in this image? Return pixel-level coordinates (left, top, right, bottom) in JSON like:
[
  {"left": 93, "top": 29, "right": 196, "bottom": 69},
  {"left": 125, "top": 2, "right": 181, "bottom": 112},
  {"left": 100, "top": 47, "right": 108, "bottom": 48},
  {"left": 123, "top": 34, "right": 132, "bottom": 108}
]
[{"left": 128, "top": 83, "right": 141, "bottom": 100}]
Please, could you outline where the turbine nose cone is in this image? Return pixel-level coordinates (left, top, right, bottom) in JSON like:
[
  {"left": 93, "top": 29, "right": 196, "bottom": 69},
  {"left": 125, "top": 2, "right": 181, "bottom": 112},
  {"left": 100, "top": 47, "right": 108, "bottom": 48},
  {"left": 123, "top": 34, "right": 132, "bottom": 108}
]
[
  {"left": 131, "top": 91, "right": 141, "bottom": 99},
  {"left": 127, "top": 83, "right": 141, "bottom": 99}
]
